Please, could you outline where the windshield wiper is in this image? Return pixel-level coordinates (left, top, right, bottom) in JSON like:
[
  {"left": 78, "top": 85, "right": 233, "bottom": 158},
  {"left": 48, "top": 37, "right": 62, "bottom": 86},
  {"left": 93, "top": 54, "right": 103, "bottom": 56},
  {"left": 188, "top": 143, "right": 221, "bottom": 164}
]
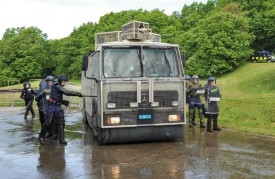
[
  {"left": 137, "top": 49, "right": 144, "bottom": 76},
  {"left": 163, "top": 50, "right": 172, "bottom": 76}
]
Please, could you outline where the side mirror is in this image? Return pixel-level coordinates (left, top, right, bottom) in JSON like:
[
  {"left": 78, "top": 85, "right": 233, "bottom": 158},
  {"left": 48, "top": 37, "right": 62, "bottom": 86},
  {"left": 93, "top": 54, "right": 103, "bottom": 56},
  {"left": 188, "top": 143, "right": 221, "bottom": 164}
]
[
  {"left": 82, "top": 55, "right": 88, "bottom": 71},
  {"left": 181, "top": 54, "right": 186, "bottom": 67}
]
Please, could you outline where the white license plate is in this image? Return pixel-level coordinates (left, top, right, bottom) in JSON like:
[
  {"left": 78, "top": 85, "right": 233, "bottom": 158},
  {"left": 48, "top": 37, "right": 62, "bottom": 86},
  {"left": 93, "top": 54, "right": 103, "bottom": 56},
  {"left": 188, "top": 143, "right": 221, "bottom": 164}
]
[
  {"left": 196, "top": 89, "right": 205, "bottom": 94},
  {"left": 210, "top": 97, "right": 220, "bottom": 102}
]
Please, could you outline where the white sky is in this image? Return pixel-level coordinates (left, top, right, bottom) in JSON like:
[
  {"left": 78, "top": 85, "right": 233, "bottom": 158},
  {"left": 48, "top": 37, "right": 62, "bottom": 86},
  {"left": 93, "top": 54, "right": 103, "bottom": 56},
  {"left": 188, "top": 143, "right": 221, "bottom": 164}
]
[{"left": 0, "top": 0, "right": 208, "bottom": 40}]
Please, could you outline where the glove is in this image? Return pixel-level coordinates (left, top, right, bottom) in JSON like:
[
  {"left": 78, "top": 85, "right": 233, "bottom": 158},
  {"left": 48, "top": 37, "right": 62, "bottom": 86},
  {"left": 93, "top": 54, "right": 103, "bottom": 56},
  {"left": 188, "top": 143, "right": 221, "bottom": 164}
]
[
  {"left": 78, "top": 93, "right": 83, "bottom": 97},
  {"left": 63, "top": 100, "right": 70, "bottom": 107}
]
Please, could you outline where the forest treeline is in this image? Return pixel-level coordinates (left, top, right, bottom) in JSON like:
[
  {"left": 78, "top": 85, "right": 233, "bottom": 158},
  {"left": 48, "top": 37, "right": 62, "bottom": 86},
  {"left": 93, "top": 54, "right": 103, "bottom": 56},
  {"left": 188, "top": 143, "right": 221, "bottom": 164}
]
[{"left": 0, "top": 0, "right": 274, "bottom": 86}]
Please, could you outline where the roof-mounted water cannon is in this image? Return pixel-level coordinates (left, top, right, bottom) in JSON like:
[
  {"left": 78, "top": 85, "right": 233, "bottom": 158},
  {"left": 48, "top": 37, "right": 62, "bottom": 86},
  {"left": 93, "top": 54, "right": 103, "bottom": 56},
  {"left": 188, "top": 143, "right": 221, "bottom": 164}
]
[
  {"left": 121, "top": 21, "right": 151, "bottom": 40},
  {"left": 95, "top": 21, "right": 161, "bottom": 46}
]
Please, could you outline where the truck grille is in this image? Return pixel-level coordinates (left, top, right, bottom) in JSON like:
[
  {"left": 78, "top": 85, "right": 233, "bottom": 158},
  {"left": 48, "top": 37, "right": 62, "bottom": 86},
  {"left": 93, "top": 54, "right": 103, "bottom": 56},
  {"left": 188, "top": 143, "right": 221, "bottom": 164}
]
[{"left": 108, "top": 90, "right": 178, "bottom": 109}]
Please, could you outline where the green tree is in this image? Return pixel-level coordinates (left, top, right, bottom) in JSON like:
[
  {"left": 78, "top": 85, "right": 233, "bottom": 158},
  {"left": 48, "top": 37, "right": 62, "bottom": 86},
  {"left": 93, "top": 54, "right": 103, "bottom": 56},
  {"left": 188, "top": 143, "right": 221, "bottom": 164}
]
[
  {"left": 217, "top": 0, "right": 275, "bottom": 51},
  {"left": 180, "top": 0, "right": 216, "bottom": 31},
  {"left": 0, "top": 27, "right": 49, "bottom": 85},
  {"left": 52, "top": 22, "right": 96, "bottom": 79},
  {"left": 180, "top": 2, "right": 255, "bottom": 77}
]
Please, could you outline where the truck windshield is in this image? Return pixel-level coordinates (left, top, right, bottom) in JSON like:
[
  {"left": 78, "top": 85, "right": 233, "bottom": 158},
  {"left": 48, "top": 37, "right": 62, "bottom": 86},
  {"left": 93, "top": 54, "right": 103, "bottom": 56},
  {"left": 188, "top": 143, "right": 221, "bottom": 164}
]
[
  {"left": 103, "top": 47, "right": 179, "bottom": 78},
  {"left": 103, "top": 48, "right": 142, "bottom": 78},
  {"left": 143, "top": 48, "right": 179, "bottom": 77}
]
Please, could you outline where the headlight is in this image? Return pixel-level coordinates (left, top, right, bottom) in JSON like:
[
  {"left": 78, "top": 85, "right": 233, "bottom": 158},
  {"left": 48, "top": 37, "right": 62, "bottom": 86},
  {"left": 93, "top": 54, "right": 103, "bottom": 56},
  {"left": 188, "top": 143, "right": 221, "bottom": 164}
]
[
  {"left": 151, "top": 102, "right": 159, "bottom": 107},
  {"left": 107, "top": 103, "right": 116, "bottom": 109},
  {"left": 107, "top": 117, "right": 120, "bottom": 124},
  {"left": 130, "top": 102, "right": 138, "bottom": 108},
  {"left": 172, "top": 101, "right": 180, "bottom": 107},
  {"left": 168, "top": 115, "right": 180, "bottom": 122}
]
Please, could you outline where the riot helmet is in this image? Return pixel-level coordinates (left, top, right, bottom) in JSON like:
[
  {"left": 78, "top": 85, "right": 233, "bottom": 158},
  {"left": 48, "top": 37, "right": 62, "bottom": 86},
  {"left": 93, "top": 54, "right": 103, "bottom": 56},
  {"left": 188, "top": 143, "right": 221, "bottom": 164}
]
[
  {"left": 45, "top": 76, "right": 55, "bottom": 81},
  {"left": 23, "top": 82, "right": 30, "bottom": 88},
  {"left": 191, "top": 75, "right": 199, "bottom": 84},
  {"left": 57, "top": 74, "right": 69, "bottom": 85},
  {"left": 207, "top": 76, "right": 216, "bottom": 86},
  {"left": 185, "top": 75, "right": 191, "bottom": 85},
  {"left": 45, "top": 75, "right": 55, "bottom": 87}
]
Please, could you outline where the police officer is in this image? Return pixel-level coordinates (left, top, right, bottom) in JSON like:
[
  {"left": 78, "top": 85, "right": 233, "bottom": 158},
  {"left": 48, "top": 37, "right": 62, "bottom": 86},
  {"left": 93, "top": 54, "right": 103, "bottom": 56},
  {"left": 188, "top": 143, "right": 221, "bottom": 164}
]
[
  {"left": 38, "top": 75, "right": 82, "bottom": 145},
  {"left": 20, "top": 82, "right": 36, "bottom": 119},
  {"left": 187, "top": 75, "right": 206, "bottom": 128},
  {"left": 205, "top": 77, "right": 222, "bottom": 132},
  {"left": 35, "top": 76, "right": 55, "bottom": 126},
  {"left": 35, "top": 76, "right": 56, "bottom": 139}
]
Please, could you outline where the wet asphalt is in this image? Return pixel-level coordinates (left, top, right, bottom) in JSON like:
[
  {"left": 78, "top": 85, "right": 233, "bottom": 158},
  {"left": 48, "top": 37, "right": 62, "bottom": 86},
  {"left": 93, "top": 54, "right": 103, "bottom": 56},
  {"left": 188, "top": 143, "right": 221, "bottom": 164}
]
[{"left": 0, "top": 107, "right": 274, "bottom": 179}]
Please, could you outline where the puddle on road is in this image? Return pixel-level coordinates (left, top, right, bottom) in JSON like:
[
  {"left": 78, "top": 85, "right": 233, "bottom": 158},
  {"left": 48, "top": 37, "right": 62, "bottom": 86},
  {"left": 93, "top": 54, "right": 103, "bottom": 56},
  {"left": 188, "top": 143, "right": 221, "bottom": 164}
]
[{"left": 0, "top": 108, "right": 274, "bottom": 178}]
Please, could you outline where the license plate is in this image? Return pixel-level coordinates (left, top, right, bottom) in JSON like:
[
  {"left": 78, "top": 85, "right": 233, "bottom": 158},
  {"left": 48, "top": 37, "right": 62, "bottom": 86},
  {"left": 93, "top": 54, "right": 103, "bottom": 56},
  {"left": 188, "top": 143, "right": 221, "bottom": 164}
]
[
  {"left": 210, "top": 97, "right": 220, "bottom": 102},
  {"left": 139, "top": 115, "right": 152, "bottom": 120}
]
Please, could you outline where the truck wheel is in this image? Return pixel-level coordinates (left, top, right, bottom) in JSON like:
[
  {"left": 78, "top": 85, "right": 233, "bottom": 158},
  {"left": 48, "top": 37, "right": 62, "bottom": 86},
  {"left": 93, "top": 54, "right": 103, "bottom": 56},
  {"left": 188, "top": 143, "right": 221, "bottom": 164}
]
[
  {"left": 91, "top": 104, "right": 99, "bottom": 137},
  {"left": 267, "top": 60, "right": 271, "bottom": 63},
  {"left": 82, "top": 98, "right": 87, "bottom": 124}
]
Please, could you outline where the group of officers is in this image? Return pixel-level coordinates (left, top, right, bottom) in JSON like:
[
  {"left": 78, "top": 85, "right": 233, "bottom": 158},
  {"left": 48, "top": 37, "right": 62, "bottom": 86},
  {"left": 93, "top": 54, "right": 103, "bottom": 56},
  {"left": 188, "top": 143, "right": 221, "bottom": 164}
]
[
  {"left": 20, "top": 73, "right": 220, "bottom": 145},
  {"left": 20, "top": 75, "right": 82, "bottom": 145},
  {"left": 185, "top": 75, "right": 222, "bottom": 132}
]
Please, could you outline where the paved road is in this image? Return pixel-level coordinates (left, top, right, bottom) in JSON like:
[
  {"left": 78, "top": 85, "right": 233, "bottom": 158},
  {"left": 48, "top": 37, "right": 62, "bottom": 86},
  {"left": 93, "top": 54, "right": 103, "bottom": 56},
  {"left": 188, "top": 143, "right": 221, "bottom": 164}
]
[{"left": 0, "top": 107, "right": 274, "bottom": 179}]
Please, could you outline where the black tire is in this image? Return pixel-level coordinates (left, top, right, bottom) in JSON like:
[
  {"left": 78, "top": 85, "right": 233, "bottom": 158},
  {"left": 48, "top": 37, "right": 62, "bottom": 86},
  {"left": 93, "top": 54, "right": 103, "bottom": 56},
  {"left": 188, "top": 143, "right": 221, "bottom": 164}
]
[
  {"left": 82, "top": 98, "right": 87, "bottom": 124},
  {"left": 91, "top": 103, "right": 99, "bottom": 137}
]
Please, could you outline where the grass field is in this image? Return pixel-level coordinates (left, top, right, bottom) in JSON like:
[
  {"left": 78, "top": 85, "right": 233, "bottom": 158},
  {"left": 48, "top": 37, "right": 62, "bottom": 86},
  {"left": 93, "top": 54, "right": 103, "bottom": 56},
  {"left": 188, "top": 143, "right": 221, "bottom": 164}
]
[
  {"left": 0, "top": 80, "right": 41, "bottom": 90},
  {"left": 0, "top": 80, "right": 81, "bottom": 107},
  {"left": 218, "top": 63, "right": 275, "bottom": 137}
]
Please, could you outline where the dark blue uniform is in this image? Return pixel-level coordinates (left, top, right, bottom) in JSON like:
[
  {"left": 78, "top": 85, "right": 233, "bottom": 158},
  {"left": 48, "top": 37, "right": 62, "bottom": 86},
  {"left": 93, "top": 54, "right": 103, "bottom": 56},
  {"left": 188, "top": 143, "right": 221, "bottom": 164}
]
[
  {"left": 35, "top": 81, "right": 51, "bottom": 126},
  {"left": 20, "top": 84, "right": 35, "bottom": 119},
  {"left": 38, "top": 81, "right": 81, "bottom": 145},
  {"left": 187, "top": 81, "right": 205, "bottom": 128},
  {"left": 205, "top": 77, "right": 222, "bottom": 132}
]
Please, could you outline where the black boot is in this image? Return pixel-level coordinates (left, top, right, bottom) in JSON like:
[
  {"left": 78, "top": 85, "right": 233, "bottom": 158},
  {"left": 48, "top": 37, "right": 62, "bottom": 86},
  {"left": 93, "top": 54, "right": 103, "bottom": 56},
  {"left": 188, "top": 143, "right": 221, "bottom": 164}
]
[
  {"left": 58, "top": 125, "right": 67, "bottom": 145},
  {"left": 45, "top": 125, "right": 53, "bottom": 138},
  {"left": 24, "top": 108, "right": 29, "bottom": 119},
  {"left": 38, "top": 128, "right": 46, "bottom": 145},
  {"left": 199, "top": 109, "right": 206, "bottom": 128},
  {"left": 213, "top": 115, "right": 221, "bottom": 131},
  {"left": 207, "top": 118, "right": 213, "bottom": 132},
  {"left": 52, "top": 120, "right": 58, "bottom": 140},
  {"left": 38, "top": 136, "right": 45, "bottom": 145},
  {"left": 30, "top": 107, "right": 35, "bottom": 119}
]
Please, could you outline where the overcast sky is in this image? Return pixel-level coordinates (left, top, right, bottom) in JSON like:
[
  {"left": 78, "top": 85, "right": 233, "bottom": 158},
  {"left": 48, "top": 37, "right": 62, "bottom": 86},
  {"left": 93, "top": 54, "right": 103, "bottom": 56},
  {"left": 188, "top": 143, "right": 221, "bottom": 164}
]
[{"left": 0, "top": 0, "right": 208, "bottom": 39}]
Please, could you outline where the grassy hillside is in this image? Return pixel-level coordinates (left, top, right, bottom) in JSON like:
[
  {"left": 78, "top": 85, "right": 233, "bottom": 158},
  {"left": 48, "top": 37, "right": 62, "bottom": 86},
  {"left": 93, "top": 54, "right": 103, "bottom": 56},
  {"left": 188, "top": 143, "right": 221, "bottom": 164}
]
[{"left": 218, "top": 63, "right": 275, "bottom": 136}]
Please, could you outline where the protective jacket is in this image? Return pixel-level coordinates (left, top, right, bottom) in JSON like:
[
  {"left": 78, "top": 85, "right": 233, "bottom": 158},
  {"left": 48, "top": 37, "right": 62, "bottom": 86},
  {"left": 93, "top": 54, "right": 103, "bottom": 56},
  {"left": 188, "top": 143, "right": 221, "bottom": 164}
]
[
  {"left": 49, "top": 82, "right": 80, "bottom": 105},
  {"left": 35, "top": 81, "right": 51, "bottom": 111},
  {"left": 20, "top": 88, "right": 35, "bottom": 101},
  {"left": 205, "top": 86, "right": 221, "bottom": 114},
  {"left": 187, "top": 83, "right": 204, "bottom": 104}
]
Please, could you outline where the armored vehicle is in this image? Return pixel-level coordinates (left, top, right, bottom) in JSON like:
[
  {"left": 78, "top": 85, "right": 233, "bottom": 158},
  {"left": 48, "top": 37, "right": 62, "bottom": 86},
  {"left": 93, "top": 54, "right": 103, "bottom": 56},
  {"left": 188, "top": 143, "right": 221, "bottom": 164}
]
[{"left": 82, "top": 21, "right": 186, "bottom": 144}]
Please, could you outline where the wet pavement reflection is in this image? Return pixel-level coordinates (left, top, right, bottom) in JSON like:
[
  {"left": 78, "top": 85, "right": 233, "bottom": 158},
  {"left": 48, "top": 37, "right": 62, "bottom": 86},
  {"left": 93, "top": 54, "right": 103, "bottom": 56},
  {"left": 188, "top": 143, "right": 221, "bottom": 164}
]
[{"left": 0, "top": 107, "right": 274, "bottom": 179}]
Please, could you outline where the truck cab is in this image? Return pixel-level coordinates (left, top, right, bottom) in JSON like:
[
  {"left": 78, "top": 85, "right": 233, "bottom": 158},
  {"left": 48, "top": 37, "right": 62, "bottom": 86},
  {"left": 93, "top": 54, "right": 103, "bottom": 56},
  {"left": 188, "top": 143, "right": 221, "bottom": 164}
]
[{"left": 82, "top": 21, "right": 186, "bottom": 144}]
